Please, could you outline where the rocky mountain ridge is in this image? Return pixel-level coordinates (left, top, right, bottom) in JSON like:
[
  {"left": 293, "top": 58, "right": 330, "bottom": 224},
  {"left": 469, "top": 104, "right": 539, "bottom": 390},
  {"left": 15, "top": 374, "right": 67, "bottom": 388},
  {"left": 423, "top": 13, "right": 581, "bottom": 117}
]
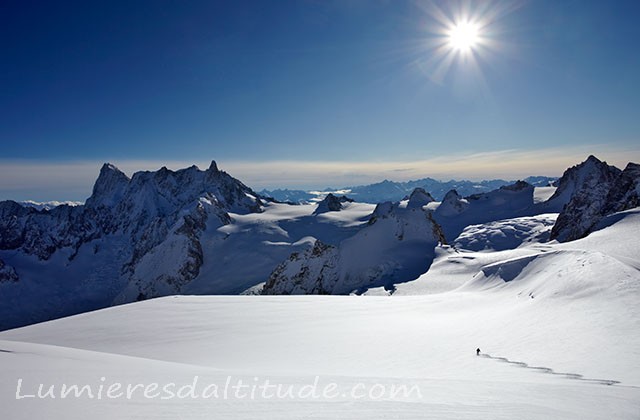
[
  {"left": 0, "top": 161, "right": 263, "bottom": 328},
  {"left": 550, "top": 156, "right": 639, "bottom": 241},
  {"left": 1, "top": 156, "right": 638, "bottom": 329},
  {"left": 263, "top": 200, "right": 446, "bottom": 295}
]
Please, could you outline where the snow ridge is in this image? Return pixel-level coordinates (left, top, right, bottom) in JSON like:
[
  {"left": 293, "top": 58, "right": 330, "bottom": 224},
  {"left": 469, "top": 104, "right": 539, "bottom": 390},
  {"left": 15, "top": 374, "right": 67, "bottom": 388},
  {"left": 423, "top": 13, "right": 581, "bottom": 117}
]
[{"left": 263, "top": 198, "right": 446, "bottom": 295}]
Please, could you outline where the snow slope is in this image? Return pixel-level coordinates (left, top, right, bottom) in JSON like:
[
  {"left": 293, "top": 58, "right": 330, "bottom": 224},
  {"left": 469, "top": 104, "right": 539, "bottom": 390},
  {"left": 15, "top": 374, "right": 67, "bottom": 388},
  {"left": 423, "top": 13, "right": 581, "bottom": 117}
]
[
  {"left": 392, "top": 208, "right": 640, "bottom": 296},
  {"left": 433, "top": 181, "right": 537, "bottom": 242},
  {"left": 1, "top": 291, "right": 638, "bottom": 419},
  {"left": 453, "top": 214, "right": 557, "bottom": 251},
  {"left": 1, "top": 208, "right": 639, "bottom": 419},
  {"left": 0, "top": 157, "right": 632, "bottom": 331},
  {"left": 185, "top": 200, "right": 374, "bottom": 295}
]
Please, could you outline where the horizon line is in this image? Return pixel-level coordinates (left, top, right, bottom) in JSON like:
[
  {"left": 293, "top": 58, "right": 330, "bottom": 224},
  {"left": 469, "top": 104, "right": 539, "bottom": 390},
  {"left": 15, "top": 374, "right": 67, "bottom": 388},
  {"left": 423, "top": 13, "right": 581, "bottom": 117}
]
[{"left": 1, "top": 147, "right": 638, "bottom": 202}]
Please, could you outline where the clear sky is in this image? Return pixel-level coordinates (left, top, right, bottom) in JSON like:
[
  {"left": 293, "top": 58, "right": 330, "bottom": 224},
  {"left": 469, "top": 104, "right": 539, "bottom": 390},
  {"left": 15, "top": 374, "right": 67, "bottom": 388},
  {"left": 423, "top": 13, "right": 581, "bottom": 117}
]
[{"left": 1, "top": 0, "right": 640, "bottom": 200}]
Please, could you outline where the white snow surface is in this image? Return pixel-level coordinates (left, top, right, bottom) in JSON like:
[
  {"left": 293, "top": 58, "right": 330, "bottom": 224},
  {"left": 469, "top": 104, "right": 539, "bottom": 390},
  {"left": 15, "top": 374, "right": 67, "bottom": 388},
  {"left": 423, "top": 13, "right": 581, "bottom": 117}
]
[
  {"left": 454, "top": 214, "right": 557, "bottom": 251},
  {"left": 533, "top": 186, "right": 557, "bottom": 203},
  {"left": 186, "top": 201, "right": 375, "bottom": 295},
  {"left": 1, "top": 209, "right": 639, "bottom": 419}
]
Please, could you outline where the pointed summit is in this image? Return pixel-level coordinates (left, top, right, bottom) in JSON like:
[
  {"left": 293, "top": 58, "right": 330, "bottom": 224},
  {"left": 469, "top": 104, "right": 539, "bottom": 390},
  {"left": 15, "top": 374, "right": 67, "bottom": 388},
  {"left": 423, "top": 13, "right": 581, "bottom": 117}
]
[
  {"left": 208, "top": 160, "right": 219, "bottom": 174},
  {"left": 586, "top": 154, "right": 600, "bottom": 163},
  {"left": 546, "top": 155, "right": 620, "bottom": 211},
  {"left": 407, "top": 188, "right": 435, "bottom": 209},
  {"left": 86, "top": 163, "right": 130, "bottom": 208},
  {"left": 101, "top": 163, "right": 121, "bottom": 173},
  {"left": 313, "top": 193, "right": 354, "bottom": 215},
  {"left": 550, "top": 156, "right": 622, "bottom": 241},
  {"left": 435, "top": 189, "right": 469, "bottom": 217}
]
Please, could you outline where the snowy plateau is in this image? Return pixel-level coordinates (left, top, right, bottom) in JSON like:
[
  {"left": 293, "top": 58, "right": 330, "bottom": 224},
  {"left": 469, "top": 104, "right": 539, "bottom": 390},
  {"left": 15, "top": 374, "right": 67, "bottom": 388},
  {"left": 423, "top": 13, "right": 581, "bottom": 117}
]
[{"left": 0, "top": 155, "right": 639, "bottom": 419}]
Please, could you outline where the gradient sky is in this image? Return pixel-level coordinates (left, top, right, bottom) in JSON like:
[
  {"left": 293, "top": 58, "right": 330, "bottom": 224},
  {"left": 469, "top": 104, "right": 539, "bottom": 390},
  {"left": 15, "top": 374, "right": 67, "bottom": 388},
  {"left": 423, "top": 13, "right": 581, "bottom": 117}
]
[{"left": 1, "top": 0, "right": 640, "bottom": 200}]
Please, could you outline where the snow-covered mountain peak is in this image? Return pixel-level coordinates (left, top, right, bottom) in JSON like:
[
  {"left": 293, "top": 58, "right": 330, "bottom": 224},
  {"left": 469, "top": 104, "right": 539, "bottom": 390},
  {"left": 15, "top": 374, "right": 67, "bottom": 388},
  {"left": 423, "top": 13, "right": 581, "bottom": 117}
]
[
  {"left": 102, "top": 162, "right": 124, "bottom": 174},
  {"left": 86, "top": 162, "right": 130, "bottom": 208},
  {"left": 264, "top": 202, "right": 446, "bottom": 295},
  {"left": 2, "top": 156, "right": 639, "bottom": 331},
  {"left": 436, "top": 189, "right": 468, "bottom": 217},
  {"left": 550, "top": 156, "right": 625, "bottom": 241},
  {"left": 547, "top": 155, "right": 621, "bottom": 208},
  {"left": 86, "top": 162, "right": 263, "bottom": 220},
  {"left": 406, "top": 187, "right": 435, "bottom": 209},
  {"left": 0, "top": 161, "right": 269, "bottom": 327},
  {"left": 370, "top": 201, "right": 395, "bottom": 220},
  {"left": 432, "top": 181, "right": 535, "bottom": 242}
]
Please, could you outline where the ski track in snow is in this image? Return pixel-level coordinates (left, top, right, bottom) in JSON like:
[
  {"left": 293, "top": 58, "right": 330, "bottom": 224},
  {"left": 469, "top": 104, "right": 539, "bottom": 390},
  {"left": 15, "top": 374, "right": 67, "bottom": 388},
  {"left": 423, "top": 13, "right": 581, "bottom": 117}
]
[{"left": 480, "top": 354, "right": 622, "bottom": 386}]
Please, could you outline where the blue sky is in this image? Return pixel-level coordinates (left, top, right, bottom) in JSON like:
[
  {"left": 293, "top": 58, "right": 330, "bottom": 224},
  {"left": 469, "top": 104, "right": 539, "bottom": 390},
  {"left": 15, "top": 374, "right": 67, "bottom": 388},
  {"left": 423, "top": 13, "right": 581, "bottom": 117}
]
[{"left": 1, "top": 0, "right": 639, "bottom": 200}]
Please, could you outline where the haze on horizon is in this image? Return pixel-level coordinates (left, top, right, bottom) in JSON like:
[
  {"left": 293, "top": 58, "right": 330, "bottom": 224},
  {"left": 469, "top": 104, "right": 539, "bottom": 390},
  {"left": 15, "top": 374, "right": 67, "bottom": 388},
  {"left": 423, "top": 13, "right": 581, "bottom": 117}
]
[{"left": 1, "top": 0, "right": 639, "bottom": 201}]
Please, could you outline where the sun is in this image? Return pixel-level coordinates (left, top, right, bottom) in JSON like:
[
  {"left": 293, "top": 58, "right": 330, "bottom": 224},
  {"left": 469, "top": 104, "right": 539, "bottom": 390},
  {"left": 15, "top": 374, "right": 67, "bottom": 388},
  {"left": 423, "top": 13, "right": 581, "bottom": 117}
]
[
  {"left": 415, "top": 0, "right": 516, "bottom": 84},
  {"left": 447, "top": 21, "right": 480, "bottom": 53}
]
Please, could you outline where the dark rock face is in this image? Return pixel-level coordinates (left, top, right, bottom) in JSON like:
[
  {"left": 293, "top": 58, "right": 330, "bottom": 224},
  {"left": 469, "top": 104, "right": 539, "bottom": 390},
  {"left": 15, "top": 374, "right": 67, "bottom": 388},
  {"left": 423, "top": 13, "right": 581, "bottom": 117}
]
[
  {"left": 549, "top": 156, "right": 636, "bottom": 242},
  {"left": 0, "top": 259, "right": 18, "bottom": 283},
  {"left": 0, "top": 161, "right": 263, "bottom": 307},
  {"left": 262, "top": 240, "right": 338, "bottom": 295},
  {"left": 312, "top": 193, "right": 354, "bottom": 214},
  {"left": 499, "top": 180, "right": 531, "bottom": 192},
  {"left": 603, "top": 163, "right": 640, "bottom": 215},
  {"left": 0, "top": 200, "right": 90, "bottom": 260}
]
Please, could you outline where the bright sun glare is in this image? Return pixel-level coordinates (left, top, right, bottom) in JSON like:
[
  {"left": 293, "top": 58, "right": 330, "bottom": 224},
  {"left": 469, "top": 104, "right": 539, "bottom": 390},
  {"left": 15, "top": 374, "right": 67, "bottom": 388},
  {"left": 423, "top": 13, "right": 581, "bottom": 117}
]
[
  {"left": 418, "top": 1, "right": 513, "bottom": 84},
  {"left": 448, "top": 21, "right": 480, "bottom": 52}
]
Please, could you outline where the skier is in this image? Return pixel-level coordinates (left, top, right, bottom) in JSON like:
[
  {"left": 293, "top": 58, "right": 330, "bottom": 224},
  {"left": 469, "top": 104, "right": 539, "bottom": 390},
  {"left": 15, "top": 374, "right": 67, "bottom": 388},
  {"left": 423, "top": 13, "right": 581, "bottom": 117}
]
[{"left": 476, "top": 348, "right": 481, "bottom": 356}]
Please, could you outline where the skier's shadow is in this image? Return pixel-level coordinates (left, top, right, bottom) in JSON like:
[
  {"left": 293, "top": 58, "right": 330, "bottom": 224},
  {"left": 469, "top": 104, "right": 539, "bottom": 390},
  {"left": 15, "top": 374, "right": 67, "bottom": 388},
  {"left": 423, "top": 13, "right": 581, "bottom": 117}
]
[{"left": 479, "top": 353, "right": 620, "bottom": 386}]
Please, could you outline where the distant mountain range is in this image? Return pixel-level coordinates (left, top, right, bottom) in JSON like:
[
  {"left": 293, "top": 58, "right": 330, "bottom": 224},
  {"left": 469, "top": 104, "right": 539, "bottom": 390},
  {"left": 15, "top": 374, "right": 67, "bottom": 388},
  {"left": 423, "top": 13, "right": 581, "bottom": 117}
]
[
  {"left": 1, "top": 156, "right": 638, "bottom": 330},
  {"left": 263, "top": 157, "right": 640, "bottom": 295},
  {"left": 260, "top": 176, "right": 557, "bottom": 204}
]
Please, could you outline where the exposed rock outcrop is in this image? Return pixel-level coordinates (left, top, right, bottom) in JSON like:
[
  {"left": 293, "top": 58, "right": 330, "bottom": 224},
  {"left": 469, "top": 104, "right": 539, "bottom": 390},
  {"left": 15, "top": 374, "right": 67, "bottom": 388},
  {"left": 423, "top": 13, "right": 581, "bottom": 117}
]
[
  {"left": 263, "top": 202, "right": 446, "bottom": 295},
  {"left": 0, "top": 161, "right": 263, "bottom": 307},
  {"left": 603, "top": 162, "right": 640, "bottom": 215},
  {"left": 550, "top": 156, "right": 625, "bottom": 242},
  {"left": 313, "top": 194, "right": 354, "bottom": 214}
]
